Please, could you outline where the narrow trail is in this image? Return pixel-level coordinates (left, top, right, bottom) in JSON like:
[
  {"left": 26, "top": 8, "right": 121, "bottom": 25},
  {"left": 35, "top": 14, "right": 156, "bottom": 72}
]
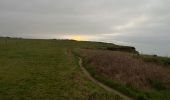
[{"left": 78, "top": 57, "right": 133, "bottom": 100}]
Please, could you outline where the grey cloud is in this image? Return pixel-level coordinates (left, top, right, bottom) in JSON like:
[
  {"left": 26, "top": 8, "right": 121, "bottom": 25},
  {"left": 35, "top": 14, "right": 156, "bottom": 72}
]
[{"left": 0, "top": 0, "right": 169, "bottom": 39}]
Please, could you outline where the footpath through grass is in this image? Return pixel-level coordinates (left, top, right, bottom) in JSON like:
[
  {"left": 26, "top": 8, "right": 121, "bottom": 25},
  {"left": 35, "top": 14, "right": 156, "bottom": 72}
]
[
  {"left": 0, "top": 37, "right": 122, "bottom": 100},
  {"left": 75, "top": 49, "right": 170, "bottom": 100},
  {"left": 2, "top": 37, "right": 169, "bottom": 100}
]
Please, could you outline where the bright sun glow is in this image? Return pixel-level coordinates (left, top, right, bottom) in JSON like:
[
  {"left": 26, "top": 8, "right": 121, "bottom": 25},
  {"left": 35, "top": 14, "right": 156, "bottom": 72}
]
[
  {"left": 64, "top": 35, "right": 87, "bottom": 41},
  {"left": 71, "top": 35, "right": 83, "bottom": 41},
  {"left": 63, "top": 34, "right": 98, "bottom": 41}
]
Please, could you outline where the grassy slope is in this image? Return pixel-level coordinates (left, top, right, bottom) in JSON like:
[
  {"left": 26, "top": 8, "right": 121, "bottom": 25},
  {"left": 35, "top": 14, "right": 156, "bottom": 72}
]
[
  {"left": 75, "top": 49, "right": 170, "bottom": 100},
  {"left": 1, "top": 37, "right": 169, "bottom": 100},
  {"left": 134, "top": 54, "right": 170, "bottom": 66},
  {"left": 0, "top": 38, "right": 123, "bottom": 100}
]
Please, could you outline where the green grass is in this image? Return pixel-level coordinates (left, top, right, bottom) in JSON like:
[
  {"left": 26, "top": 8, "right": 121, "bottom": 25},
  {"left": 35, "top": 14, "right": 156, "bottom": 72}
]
[
  {"left": 79, "top": 59, "right": 149, "bottom": 100},
  {"left": 74, "top": 52, "right": 147, "bottom": 100},
  {"left": 1, "top": 37, "right": 169, "bottom": 100},
  {"left": 0, "top": 37, "right": 123, "bottom": 100},
  {"left": 74, "top": 49, "right": 170, "bottom": 100},
  {"left": 134, "top": 54, "right": 170, "bottom": 66}
]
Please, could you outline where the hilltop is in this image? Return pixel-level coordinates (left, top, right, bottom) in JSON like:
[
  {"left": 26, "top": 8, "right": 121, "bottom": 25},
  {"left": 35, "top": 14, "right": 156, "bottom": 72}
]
[{"left": 0, "top": 37, "right": 170, "bottom": 100}]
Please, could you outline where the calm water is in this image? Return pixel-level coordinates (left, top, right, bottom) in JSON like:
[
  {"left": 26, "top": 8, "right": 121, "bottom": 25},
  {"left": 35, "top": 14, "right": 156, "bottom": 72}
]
[{"left": 100, "top": 36, "right": 170, "bottom": 57}]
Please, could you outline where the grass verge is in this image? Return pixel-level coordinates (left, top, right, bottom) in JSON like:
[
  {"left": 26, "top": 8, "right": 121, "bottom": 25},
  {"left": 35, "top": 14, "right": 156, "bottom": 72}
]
[{"left": 74, "top": 49, "right": 170, "bottom": 100}]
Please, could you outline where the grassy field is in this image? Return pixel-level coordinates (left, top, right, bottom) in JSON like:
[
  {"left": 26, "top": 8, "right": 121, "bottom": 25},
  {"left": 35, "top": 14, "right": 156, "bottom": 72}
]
[
  {"left": 0, "top": 37, "right": 169, "bottom": 100},
  {"left": 0, "top": 37, "right": 125, "bottom": 100},
  {"left": 75, "top": 49, "right": 170, "bottom": 100}
]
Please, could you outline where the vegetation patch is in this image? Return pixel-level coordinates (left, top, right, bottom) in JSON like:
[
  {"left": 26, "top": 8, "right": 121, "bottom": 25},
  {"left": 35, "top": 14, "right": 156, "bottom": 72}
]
[
  {"left": 134, "top": 54, "right": 170, "bottom": 66},
  {"left": 75, "top": 49, "right": 170, "bottom": 100},
  {"left": 0, "top": 37, "right": 124, "bottom": 100}
]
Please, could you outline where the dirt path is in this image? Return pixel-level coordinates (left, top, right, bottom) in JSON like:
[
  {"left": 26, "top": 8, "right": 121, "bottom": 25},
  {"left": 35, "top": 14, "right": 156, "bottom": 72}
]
[{"left": 78, "top": 57, "right": 133, "bottom": 100}]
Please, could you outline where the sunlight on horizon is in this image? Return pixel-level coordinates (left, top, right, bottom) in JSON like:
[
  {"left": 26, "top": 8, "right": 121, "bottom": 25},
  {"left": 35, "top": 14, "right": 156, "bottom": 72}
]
[
  {"left": 63, "top": 35, "right": 96, "bottom": 41},
  {"left": 70, "top": 35, "right": 84, "bottom": 41}
]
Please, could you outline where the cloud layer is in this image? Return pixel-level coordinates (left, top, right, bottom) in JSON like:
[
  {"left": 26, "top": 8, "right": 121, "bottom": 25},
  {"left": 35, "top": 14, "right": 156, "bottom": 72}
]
[{"left": 0, "top": 0, "right": 169, "bottom": 39}]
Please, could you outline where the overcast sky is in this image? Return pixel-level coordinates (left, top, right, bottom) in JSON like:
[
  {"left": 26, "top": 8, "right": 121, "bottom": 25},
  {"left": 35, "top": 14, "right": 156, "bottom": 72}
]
[
  {"left": 1, "top": 0, "right": 170, "bottom": 55},
  {"left": 0, "top": 0, "right": 169, "bottom": 39}
]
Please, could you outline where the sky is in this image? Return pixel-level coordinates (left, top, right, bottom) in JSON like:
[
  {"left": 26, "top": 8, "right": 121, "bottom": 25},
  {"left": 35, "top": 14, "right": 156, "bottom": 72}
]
[{"left": 0, "top": 0, "right": 170, "bottom": 56}]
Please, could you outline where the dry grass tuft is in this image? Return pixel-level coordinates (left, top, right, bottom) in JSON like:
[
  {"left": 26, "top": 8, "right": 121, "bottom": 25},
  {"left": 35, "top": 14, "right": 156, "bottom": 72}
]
[{"left": 80, "top": 49, "right": 170, "bottom": 89}]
